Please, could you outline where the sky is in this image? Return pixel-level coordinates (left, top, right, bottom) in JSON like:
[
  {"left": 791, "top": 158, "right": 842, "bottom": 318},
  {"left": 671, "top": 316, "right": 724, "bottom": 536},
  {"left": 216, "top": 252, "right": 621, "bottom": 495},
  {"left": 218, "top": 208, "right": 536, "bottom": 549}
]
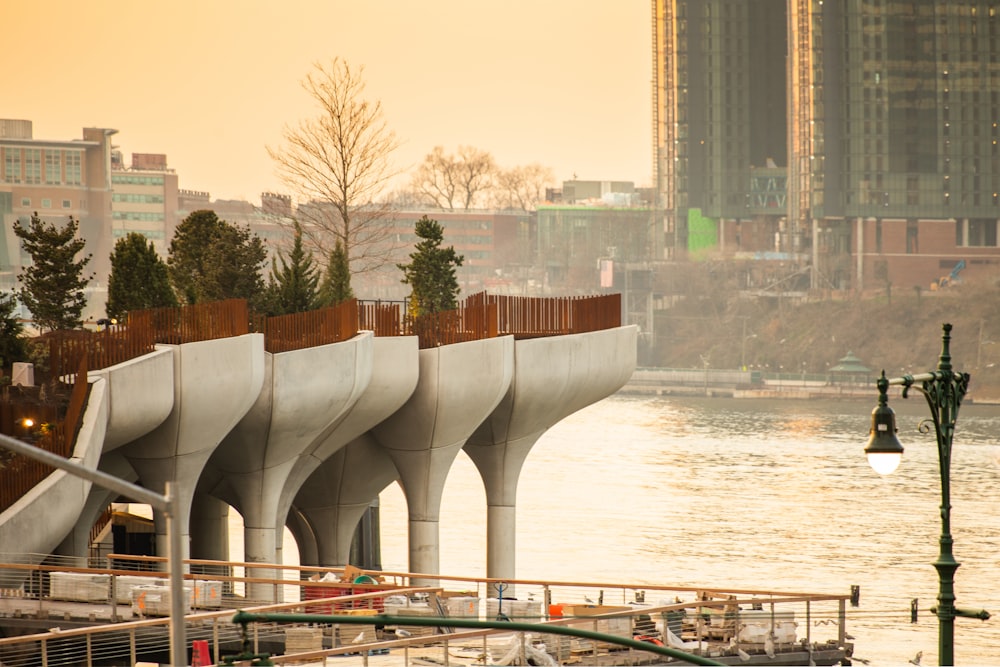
[{"left": 8, "top": 1, "right": 652, "bottom": 205}]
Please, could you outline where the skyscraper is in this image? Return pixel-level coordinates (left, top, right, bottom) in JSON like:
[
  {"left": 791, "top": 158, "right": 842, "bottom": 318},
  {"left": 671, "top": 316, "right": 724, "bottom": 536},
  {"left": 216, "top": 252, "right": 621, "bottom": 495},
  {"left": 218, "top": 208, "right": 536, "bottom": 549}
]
[{"left": 654, "top": 0, "right": 1000, "bottom": 291}]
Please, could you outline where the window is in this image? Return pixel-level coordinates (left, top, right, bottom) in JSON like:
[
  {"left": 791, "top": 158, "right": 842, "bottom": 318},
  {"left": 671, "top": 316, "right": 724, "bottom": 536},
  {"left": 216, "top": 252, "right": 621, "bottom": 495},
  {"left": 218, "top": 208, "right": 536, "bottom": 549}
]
[
  {"left": 62, "top": 199, "right": 71, "bottom": 208},
  {"left": 906, "top": 220, "right": 919, "bottom": 253},
  {"left": 964, "top": 219, "right": 998, "bottom": 246},
  {"left": 24, "top": 149, "right": 41, "bottom": 184},
  {"left": 65, "top": 151, "right": 82, "bottom": 185},
  {"left": 20, "top": 198, "right": 30, "bottom": 207},
  {"left": 41, "top": 198, "right": 51, "bottom": 209},
  {"left": 4, "top": 149, "right": 21, "bottom": 184},
  {"left": 45, "top": 150, "right": 61, "bottom": 184}
]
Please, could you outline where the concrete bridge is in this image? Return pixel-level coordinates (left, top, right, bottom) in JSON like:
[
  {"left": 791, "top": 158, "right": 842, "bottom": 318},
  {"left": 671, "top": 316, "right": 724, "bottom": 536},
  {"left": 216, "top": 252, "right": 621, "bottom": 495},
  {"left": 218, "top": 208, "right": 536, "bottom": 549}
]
[{"left": 0, "top": 295, "right": 636, "bottom": 600}]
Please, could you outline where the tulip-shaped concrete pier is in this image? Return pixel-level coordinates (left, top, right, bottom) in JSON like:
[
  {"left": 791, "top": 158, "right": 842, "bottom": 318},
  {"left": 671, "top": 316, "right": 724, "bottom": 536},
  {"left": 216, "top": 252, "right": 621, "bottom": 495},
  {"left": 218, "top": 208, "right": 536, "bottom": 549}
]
[
  {"left": 288, "top": 336, "right": 418, "bottom": 567},
  {"left": 202, "top": 334, "right": 373, "bottom": 599},
  {"left": 291, "top": 433, "right": 400, "bottom": 567},
  {"left": 120, "top": 334, "right": 265, "bottom": 565},
  {"left": 372, "top": 336, "right": 514, "bottom": 580},
  {"left": 464, "top": 326, "right": 638, "bottom": 593}
]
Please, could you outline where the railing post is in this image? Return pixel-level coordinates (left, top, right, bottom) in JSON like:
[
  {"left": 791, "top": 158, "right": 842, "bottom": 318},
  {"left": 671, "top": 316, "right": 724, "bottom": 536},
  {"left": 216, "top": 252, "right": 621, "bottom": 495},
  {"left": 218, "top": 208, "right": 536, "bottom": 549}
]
[
  {"left": 838, "top": 598, "right": 846, "bottom": 646},
  {"left": 488, "top": 304, "right": 499, "bottom": 338}
]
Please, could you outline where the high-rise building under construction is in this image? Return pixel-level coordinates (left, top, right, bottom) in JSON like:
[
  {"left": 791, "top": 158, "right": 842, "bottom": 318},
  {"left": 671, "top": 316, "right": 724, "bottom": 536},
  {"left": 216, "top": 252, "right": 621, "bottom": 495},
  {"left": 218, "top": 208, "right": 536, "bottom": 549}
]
[{"left": 653, "top": 0, "right": 1000, "bottom": 291}]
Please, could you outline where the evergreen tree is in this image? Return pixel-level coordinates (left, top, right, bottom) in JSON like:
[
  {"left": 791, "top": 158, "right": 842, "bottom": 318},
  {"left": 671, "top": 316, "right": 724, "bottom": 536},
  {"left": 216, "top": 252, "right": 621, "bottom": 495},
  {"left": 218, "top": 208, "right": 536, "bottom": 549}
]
[
  {"left": 261, "top": 221, "right": 320, "bottom": 315},
  {"left": 14, "top": 213, "right": 93, "bottom": 331},
  {"left": 317, "top": 240, "right": 354, "bottom": 306},
  {"left": 167, "top": 210, "right": 266, "bottom": 306},
  {"left": 397, "top": 215, "right": 464, "bottom": 317},
  {"left": 106, "top": 232, "right": 178, "bottom": 321},
  {"left": 0, "top": 291, "right": 26, "bottom": 367}
]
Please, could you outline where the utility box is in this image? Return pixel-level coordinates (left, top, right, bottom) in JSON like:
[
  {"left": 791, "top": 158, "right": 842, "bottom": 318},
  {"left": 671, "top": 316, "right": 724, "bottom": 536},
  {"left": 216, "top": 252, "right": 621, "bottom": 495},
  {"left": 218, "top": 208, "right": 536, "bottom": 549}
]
[{"left": 11, "top": 363, "right": 33, "bottom": 387}]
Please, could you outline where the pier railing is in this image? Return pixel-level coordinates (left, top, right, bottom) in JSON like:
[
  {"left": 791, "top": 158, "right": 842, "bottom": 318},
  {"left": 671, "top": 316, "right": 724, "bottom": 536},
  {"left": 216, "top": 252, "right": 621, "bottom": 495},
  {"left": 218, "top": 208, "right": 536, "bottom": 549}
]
[
  {"left": 28, "top": 291, "right": 621, "bottom": 377},
  {"left": 0, "top": 555, "right": 853, "bottom": 667}
]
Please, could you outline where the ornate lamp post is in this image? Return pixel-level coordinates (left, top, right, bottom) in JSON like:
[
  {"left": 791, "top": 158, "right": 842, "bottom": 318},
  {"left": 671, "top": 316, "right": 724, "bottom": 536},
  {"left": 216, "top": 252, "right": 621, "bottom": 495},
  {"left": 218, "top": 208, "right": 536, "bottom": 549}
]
[{"left": 864, "top": 323, "right": 989, "bottom": 666}]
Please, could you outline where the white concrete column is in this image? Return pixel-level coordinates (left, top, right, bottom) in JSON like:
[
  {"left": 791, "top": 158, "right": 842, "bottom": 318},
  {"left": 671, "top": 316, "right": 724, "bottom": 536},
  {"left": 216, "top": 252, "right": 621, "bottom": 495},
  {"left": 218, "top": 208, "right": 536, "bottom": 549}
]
[
  {"left": 189, "top": 493, "right": 230, "bottom": 561},
  {"left": 487, "top": 505, "right": 516, "bottom": 594},
  {"left": 408, "top": 520, "right": 440, "bottom": 581},
  {"left": 245, "top": 528, "right": 279, "bottom": 602}
]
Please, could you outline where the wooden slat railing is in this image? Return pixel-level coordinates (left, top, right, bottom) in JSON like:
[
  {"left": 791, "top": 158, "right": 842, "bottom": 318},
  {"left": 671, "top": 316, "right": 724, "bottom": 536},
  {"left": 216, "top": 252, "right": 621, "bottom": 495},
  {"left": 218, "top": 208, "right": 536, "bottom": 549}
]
[
  {"left": 126, "top": 298, "right": 250, "bottom": 346},
  {"left": 251, "top": 300, "right": 359, "bottom": 354},
  {"left": 0, "top": 356, "right": 90, "bottom": 514},
  {"left": 356, "top": 300, "right": 407, "bottom": 337},
  {"left": 397, "top": 292, "right": 621, "bottom": 348}
]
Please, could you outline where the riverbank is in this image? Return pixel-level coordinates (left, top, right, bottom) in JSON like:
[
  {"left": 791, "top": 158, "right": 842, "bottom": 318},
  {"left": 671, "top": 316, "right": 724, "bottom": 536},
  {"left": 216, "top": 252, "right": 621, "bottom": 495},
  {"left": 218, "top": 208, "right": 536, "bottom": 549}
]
[{"left": 620, "top": 367, "right": 1000, "bottom": 403}]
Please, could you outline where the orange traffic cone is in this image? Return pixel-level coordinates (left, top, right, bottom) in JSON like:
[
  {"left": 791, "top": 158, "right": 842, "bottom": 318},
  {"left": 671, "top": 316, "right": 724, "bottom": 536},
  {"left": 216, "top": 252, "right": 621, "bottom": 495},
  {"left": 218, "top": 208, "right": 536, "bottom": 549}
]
[{"left": 191, "top": 639, "right": 211, "bottom": 666}]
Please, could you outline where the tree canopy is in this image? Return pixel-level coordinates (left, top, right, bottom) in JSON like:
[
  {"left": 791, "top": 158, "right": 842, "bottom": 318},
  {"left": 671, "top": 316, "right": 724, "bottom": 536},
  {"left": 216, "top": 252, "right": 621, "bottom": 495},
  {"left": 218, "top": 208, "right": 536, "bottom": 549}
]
[
  {"left": 0, "top": 291, "right": 26, "bottom": 367},
  {"left": 14, "top": 213, "right": 93, "bottom": 331},
  {"left": 261, "top": 221, "right": 320, "bottom": 315},
  {"left": 106, "top": 232, "right": 178, "bottom": 320},
  {"left": 410, "top": 145, "right": 496, "bottom": 210},
  {"left": 318, "top": 240, "right": 354, "bottom": 306},
  {"left": 407, "top": 146, "right": 554, "bottom": 212},
  {"left": 167, "top": 210, "right": 267, "bottom": 306},
  {"left": 398, "top": 215, "right": 464, "bottom": 317}
]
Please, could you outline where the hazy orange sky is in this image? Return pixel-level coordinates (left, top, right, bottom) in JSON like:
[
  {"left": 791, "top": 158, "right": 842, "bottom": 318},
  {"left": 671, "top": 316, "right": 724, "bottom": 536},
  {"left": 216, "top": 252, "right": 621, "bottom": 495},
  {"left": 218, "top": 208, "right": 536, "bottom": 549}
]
[{"left": 8, "top": 1, "right": 651, "bottom": 204}]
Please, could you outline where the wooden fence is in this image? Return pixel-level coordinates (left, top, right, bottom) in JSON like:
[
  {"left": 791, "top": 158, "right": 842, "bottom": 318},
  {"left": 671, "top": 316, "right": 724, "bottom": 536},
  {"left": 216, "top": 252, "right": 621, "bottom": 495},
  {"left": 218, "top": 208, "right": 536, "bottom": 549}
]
[
  {"left": 251, "top": 299, "right": 359, "bottom": 354},
  {"left": 0, "top": 356, "right": 90, "bottom": 513}
]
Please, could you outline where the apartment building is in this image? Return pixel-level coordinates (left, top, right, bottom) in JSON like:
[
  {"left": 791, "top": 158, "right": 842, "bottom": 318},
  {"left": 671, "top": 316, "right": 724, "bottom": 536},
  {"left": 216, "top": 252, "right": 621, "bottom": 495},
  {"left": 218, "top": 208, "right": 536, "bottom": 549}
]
[{"left": 653, "top": 0, "right": 1000, "bottom": 292}]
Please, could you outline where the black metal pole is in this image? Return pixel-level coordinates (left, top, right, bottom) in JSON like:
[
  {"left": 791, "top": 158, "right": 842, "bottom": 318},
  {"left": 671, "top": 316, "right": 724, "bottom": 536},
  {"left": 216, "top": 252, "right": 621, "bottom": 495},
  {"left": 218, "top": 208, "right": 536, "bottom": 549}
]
[{"left": 883, "top": 323, "right": 969, "bottom": 666}]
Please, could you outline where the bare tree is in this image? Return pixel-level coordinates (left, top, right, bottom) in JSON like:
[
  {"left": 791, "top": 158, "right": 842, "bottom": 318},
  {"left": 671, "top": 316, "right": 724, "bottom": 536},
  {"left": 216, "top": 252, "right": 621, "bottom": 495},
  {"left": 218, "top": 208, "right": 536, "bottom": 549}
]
[
  {"left": 455, "top": 145, "right": 496, "bottom": 209},
  {"left": 268, "top": 58, "right": 400, "bottom": 280},
  {"left": 493, "top": 163, "right": 556, "bottom": 211},
  {"left": 410, "top": 146, "right": 459, "bottom": 209},
  {"left": 409, "top": 145, "right": 496, "bottom": 209}
]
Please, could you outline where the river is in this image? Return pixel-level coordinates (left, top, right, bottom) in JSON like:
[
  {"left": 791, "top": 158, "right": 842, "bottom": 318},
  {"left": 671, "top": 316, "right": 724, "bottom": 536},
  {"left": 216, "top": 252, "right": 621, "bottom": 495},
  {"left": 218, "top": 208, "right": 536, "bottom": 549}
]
[
  {"left": 384, "top": 393, "right": 1000, "bottom": 666},
  {"left": 231, "top": 392, "right": 1000, "bottom": 665}
]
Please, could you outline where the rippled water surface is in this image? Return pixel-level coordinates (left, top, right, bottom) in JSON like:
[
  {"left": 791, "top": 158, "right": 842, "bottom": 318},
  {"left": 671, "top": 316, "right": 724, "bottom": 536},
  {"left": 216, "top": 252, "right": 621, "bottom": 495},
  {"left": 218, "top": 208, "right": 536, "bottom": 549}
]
[{"left": 373, "top": 394, "right": 1000, "bottom": 666}]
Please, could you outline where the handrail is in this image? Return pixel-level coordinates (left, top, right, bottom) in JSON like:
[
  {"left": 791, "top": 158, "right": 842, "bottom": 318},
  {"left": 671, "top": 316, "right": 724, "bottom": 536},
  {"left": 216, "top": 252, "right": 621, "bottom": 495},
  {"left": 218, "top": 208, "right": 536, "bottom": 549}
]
[
  {"left": 231, "top": 610, "right": 725, "bottom": 665},
  {"left": 0, "top": 558, "right": 853, "bottom": 667}
]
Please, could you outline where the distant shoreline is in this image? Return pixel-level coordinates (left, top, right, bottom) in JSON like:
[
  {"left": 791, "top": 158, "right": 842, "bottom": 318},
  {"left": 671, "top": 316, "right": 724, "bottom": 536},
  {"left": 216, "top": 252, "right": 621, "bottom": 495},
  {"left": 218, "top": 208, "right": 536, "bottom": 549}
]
[{"left": 619, "top": 368, "right": 1000, "bottom": 404}]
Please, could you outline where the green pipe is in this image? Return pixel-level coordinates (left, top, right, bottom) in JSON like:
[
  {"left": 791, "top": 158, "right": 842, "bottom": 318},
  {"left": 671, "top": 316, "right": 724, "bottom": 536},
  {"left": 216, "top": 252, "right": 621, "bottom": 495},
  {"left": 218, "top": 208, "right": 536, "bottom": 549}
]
[{"left": 230, "top": 610, "right": 724, "bottom": 665}]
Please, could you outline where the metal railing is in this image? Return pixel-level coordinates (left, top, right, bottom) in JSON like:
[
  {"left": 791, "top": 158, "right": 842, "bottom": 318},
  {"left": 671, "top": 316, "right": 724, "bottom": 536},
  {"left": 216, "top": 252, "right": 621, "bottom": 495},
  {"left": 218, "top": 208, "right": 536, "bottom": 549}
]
[{"left": 0, "top": 556, "right": 854, "bottom": 667}]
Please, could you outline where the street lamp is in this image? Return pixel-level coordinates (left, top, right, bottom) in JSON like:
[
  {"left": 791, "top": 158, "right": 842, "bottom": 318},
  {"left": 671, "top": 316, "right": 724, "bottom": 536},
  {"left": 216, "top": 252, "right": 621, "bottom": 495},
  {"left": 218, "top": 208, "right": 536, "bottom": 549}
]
[{"left": 864, "top": 323, "right": 990, "bottom": 666}]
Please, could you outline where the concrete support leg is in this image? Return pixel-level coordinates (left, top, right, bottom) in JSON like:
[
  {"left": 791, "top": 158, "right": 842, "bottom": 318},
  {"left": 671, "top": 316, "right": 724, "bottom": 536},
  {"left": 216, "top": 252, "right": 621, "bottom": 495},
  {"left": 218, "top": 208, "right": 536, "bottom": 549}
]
[
  {"left": 286, "top": 508, "right": 318, "bottom": 568},
  {"left": 409, "top": 519, "right": 440, "bottom": 585},
  {"left": 245, "top": 527, "right": 279, "bottom": 602},
  {"left": 189, "top": 494, "right": 230, "bottom": 562},
  {"left": 487, "top": 504, "right": 516, "bottom": 598},
  {"left": 189, "top": 495, "right": 232, "bottom": 595}
]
